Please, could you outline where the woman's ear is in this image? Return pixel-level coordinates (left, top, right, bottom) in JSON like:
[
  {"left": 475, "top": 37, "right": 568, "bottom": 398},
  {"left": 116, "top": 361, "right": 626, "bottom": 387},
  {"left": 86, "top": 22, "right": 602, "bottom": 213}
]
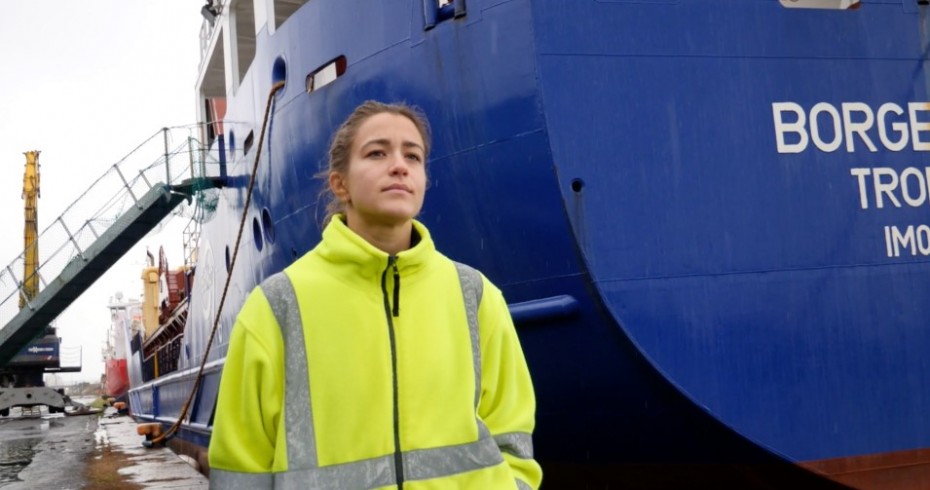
[{"left": 329, "top": 172, "right": 349, "bottom": 203}]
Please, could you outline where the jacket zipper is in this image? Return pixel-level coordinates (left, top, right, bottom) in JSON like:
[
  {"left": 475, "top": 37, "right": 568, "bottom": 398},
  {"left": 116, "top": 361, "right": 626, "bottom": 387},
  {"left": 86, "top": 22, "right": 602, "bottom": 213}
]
[{"left": 381, "top": 256, "right": 404, "bottom": 489}]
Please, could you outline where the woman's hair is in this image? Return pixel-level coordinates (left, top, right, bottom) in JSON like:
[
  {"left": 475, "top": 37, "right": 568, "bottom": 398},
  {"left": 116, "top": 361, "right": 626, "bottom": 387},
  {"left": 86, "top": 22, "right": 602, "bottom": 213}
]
[{"left": 317, "top": 100, "right": 432, "bottom": 227}]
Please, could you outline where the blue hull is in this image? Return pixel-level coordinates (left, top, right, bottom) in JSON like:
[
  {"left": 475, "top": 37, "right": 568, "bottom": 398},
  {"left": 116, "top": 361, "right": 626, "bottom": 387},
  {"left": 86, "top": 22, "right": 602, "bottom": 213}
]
[{"left": 129, "top": 0, "right": 930, "bottom": 486}]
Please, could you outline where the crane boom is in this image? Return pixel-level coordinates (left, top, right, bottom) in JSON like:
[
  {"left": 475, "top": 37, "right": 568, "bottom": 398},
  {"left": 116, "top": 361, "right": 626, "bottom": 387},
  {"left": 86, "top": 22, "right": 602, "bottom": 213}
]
[
  {"left": 0, "top": 150, "right": 78, "bottom": 417},
  {"left": 20, "top": 151, "right": 40, "bottom": 309}
]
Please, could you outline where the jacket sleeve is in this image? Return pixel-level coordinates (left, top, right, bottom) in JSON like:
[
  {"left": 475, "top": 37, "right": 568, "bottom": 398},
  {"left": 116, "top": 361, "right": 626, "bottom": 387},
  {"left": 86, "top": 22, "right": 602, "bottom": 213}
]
[
  {"left": 476, "top": 279, "right": 543, "bottom": 490},
  {"left": 208, "top": 288, "right": 285, "bottom": 479}
]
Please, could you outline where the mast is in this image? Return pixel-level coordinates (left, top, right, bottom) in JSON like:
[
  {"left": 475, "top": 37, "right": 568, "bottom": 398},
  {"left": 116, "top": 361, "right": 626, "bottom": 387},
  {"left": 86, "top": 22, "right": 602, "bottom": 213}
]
[{"left": 20, "top": 151, "right": 40, "bottom": 310}]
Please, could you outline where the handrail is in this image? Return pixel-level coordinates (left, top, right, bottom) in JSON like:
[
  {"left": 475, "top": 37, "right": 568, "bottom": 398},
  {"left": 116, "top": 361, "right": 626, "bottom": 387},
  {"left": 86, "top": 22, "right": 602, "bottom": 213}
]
[{"left": 0, "top": 126, "right": 220, "bottom": 328}]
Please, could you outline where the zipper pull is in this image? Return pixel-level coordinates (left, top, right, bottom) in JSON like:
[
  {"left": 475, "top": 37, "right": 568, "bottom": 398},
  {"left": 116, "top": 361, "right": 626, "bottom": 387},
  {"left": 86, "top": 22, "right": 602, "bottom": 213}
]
[{"left": 391, "top": 257, "right": 400, "bottom": 317}]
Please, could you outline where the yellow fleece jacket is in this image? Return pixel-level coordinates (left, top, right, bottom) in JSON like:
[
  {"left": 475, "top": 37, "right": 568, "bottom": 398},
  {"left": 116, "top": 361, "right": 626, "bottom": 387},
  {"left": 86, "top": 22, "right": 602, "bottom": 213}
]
[{"left": 209, "top": 217, "right": 541, "bottom": 489}]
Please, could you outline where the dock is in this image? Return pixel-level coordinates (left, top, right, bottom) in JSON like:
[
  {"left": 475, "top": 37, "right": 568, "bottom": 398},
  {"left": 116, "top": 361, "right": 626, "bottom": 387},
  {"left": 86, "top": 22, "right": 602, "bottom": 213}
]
[
  {"left": 0, "top": 406, "right": 208, "bottom": 489},
  {"left": 95, "top": 412, "right": 208, "bottom": 489}
]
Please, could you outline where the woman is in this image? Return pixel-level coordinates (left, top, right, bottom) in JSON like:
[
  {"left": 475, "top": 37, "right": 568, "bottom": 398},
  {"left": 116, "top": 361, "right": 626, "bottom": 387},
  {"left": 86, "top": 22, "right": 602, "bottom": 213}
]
[{"left": 208, "top": 100, "right": 542, "bottom": 489}]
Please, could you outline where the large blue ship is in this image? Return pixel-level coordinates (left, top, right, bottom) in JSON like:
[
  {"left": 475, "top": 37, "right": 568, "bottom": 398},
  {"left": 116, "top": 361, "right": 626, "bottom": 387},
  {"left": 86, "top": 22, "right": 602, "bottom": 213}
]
[{"left": 119, "top": 0, "right": 930, "bottom": 487}]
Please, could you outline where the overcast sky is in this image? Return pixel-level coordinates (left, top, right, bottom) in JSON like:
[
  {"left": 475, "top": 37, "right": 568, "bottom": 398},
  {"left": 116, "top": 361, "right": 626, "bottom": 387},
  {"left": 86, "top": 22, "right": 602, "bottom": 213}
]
[{"left": 0, "top": 1, "right": 205, "bottom": 384}]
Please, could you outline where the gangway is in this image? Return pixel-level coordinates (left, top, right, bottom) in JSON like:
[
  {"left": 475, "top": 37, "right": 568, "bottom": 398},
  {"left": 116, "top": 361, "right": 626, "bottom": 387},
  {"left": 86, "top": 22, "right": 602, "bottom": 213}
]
[{"left": 0, "top": 128, "right": 221, "bottom": 367}]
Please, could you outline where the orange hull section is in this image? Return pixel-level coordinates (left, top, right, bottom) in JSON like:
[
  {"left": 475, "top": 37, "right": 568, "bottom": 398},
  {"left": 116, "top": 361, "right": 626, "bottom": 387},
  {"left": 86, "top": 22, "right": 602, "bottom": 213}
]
[{"left": 802, "top": 448, "right": 930, "bottom": 489}]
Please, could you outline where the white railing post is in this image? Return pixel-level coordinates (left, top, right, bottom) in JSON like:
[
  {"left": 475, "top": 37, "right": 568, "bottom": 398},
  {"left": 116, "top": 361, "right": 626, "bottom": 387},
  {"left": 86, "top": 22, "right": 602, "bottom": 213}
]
[
  {"left": 113, "top": 164, "right": 141, "bottom": 209},
  {"left": 58, "top": 217, "right": 86, "bottom": 261},
  {"left": 164, "top": 127, "right": 171, "bottom": 185}
]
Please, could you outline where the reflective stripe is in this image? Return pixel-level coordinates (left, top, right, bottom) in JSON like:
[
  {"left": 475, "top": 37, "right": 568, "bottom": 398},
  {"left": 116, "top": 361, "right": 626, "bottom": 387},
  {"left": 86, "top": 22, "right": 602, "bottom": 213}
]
[
  {"left": 405, "top": 422, "right": 502, "bottom": 481},
  {"left": 209, "top": 468, "right": 273, "bottom": 489},
  {"left": 261, "top": 273, "right": 317, "bottom": 469},
  {"left": 453, "top": 261, "right": 483, "bottom": 409},
  {"left": 516, "top": 478, "right": 533, "bottom": 490},
  {"left": 494, "top": 432, "right": 534, "bottom": 459},
  {"left": 269, "top": 426, "right": 503, "bottom": 488},
  {"left": 274, "top": 454, "right": 395, "bottom": 489}
]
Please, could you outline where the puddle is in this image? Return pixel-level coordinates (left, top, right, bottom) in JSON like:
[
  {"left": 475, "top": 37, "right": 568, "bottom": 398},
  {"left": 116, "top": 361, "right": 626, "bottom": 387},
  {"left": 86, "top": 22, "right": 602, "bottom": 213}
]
[{"left": 0, "top": 437, "right": 40, "bottom": 483}]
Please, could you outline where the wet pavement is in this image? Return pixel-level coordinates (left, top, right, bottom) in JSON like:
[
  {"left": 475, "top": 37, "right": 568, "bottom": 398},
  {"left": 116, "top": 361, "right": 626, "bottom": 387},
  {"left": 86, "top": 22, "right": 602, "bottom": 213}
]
[
  {"left": 0, "top": 406, "right": 207, "bottom": 489},
  {"left": 96, "top": 413, "right": 207, "bottom": 489},
  {"left": 0, "top": 408, "right": 97, "bottom": 489}
]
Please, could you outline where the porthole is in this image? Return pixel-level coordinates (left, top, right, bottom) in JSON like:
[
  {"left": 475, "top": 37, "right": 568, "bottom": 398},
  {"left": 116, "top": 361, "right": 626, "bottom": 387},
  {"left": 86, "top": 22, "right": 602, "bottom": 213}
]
[
  {"left": 253, "top": 217, "right": 264, "bottom": 252},
  {"left": 262, "top": 208, "right": 275, "bottom": 244},
  {"left": 227, "top": 131, "right": 236, "bottom": 161},
  {"left": 272, "top": 56, "right": 287, "bottom": 89},
  {"left": 243, "top": 130, "right": 254, "bottom": 156}
]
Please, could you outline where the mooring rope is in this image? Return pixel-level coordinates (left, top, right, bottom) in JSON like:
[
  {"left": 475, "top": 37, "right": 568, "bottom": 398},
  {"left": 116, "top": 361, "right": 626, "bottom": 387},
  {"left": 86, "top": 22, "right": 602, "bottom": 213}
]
[{"left": 149, "top": 80, "right": 286, "bottom": 446}]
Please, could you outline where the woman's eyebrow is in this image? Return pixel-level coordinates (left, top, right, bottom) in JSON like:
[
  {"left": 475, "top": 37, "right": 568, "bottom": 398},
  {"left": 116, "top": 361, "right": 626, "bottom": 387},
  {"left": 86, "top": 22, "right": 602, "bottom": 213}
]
[{"left": 360, "top": 139, "right": 424, "bottom": 152}]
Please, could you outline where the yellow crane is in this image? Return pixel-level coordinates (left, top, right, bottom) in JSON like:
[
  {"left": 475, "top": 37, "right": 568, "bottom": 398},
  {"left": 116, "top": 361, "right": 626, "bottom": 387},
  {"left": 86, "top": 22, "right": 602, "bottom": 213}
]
[
  {"left": 20, "top": 150, "right": 40, "bottom": 309},
  {"left": 0, "top": 151, "right": 72, "bottom": 416}
]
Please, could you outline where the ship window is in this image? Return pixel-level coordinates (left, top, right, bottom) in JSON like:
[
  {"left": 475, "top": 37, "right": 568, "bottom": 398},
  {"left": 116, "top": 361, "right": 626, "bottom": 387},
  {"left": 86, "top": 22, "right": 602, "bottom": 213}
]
[
  {"left": 274, "top": 0, "right": 308, "bottom": 31},
  {"left": 306, "top": 56, "right": 347, "bottom": 94},
  {"left": 225, "top": 245, "right": 231, "bottom": 272},
  {"left": 426, "top": 0, "right": 465, "bottom": 30},
  {"left": 252, "top": 217, "right": 264, "bottom": 252},
  {"left": 779, "top": 0, "right": 860, "bottom": 9}
]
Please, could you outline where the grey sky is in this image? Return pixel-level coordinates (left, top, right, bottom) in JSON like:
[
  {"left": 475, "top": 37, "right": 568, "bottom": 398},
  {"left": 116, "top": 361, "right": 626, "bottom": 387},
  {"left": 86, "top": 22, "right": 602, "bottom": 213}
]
[{"left": 0, "top": 1, "right": 204, "bottom": 384}]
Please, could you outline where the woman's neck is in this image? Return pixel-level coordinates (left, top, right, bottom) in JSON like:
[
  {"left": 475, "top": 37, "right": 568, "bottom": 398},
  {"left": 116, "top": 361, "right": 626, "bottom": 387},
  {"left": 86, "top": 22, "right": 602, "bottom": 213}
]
[{"left": 345, "top": 216, "right": 413, "bottom": 256}]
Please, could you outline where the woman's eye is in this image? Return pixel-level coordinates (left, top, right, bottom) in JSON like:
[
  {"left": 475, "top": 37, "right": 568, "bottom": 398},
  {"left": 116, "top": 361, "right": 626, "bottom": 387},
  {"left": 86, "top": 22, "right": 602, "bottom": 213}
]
[
  {"left": 366, "top": 150, "right": 386, "bottom": 158},
  {"left": 406, "top": 153, "right": 423, "bottom": 162}
]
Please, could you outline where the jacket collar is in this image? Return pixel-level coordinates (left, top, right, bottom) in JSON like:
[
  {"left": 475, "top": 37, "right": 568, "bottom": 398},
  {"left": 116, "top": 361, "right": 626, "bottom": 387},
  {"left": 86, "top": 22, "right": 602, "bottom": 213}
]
[{"left": 316, "top": 215, "right": 435, "bottom": 279}]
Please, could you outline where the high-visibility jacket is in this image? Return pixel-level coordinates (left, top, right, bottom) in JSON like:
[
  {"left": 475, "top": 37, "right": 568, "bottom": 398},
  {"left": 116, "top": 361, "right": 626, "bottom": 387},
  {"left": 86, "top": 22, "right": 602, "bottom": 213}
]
[{"left": 208, "top": 217, "right": 542, "bottom": 489}]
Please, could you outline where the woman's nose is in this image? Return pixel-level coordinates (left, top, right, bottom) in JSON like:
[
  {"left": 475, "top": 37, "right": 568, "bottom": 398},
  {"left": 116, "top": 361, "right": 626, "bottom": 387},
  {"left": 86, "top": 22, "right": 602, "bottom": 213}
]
[{"left": 388, "top": 152, "right": 409, "bottom": 175}]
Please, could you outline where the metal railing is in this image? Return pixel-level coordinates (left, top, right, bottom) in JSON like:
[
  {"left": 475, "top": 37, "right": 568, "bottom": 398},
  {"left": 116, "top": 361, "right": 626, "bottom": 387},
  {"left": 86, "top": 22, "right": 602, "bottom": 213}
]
[{"left": 0, "top": 127, "right": 214, "bottom": 327}]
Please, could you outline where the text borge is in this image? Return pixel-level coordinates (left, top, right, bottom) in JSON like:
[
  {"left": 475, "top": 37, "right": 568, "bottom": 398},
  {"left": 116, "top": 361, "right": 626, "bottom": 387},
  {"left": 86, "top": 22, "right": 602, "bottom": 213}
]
[{"left": 772, "top": 101, "right": 930, "bottom": 154}]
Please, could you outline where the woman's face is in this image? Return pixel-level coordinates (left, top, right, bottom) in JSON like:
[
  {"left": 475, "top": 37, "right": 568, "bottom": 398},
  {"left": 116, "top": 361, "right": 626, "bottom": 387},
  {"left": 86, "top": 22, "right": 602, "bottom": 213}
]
[{"left": 331, "top": 112, "right": 427, "bottom": 231}]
